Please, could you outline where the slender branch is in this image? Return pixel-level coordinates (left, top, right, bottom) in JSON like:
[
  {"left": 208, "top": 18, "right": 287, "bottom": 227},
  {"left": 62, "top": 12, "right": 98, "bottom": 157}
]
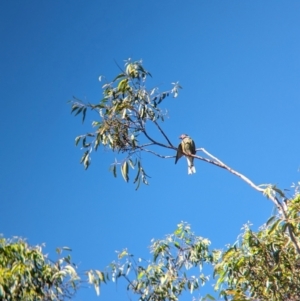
[
  {"left": 194, "top": 147, "right": 300, "bottom": 254},
  {"left": 199, "top": 148, "right": 265, "bottom": 194},
  {"left": 136, "top": 142, "right": 155, "bottom": 148},
  {"left": 198, "top": 148, "right": 283, "bottom": 210},
  {"left": 153, "top": 120, "right": 174, "bottom": 147},
  {"left": 113, "top": 58, "right": 125, "bottom": 74},
  {"left": 141, "top": 127, "right": 174, "bottom": 150},
  {"left": 121, "top": 96, "right": 175, "bottom": 151},
  {"left": 138, "top": 147, "right": 174, "bottom": 159}
]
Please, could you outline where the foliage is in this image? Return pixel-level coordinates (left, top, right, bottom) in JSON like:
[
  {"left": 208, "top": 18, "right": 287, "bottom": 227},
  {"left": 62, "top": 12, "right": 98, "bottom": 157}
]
[
  {"left": 86, "top": 193, "right": 300, "bottom": 301},
  {"left": 70, "top": 59, "right": 181, "bottom": 189},
  {"left": 215, "top": 194, "right": 300, "bottom": 301},
  {"left": 70, "top": 59, "right": 300, "bottom": 300},
  {"left": 87, "top": 222, "right": 219, "bottom": 301},
  {"left": 0, "top": 237, "right": 80, "bottom": 301}
]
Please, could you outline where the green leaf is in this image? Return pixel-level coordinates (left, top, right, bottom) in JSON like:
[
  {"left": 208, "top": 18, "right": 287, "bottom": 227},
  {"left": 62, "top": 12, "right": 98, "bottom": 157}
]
[
  {"left": 75, "top": 136, "right": 81, "bottom": 146},
  {"left": 121, "top": 161, "right": 129, "bottom": 182},
  {"left": 65, "top": 265, "right": 76, "bottom": 276},
  {"left": 135, "top": 176, "right": 141, "bottom": 190},
  {"left": 62, "top": 246, "right": 72, "bottom": 251},
  {"left": 82, "top": 137, "right": 91, "bottom": 148},
  {"left": 75, "top": 107, "right": 83, "bottom": 116},
  {"left": 117, "top": 79, "right": 129, "bottom": 92},
  {"left": 112, "top": 73, "right": 126, "bottom": 82},
  {"left": 268, "top": 219, "right": 280, "bottom": 234},
  {"left": 134, "top": 163, "right": 141, "bottom": 184},
  {"left": 81, "top": 151, "right": 90, "bottom": 169},
  {"left": 71, "top": 104, "right": 79, "bottom": 114},
  {"left": 266, "top": 216, "right": 276, "bottom": 226},
  {"left": 158, "top": 92, "right": 169, "bottom": 104},
  {"left": 95, "top": 284, "right": 100, "bottom": 296},
  {"left": 110, "top": 165, "right": 117, "bottom": 178},
  {"left": 82, "top": 107, "right": 87, "bottom": 123},
  {"left": 88, "top": 271, "right": 94, "bottom": 283},
  {"left": 95, "top": 270, "right": 105, "bottom": 283},
  {"left": 272, "top": 185, "right": 286, "bottom": 198},
  {"left": 174, "top": 241, "right": 180, "bottom": 249},
  {"left": 80, "top": 151, "right": 88, "bottom": 163},
  {"left": 138, "top": 271, "right": 145, "bottom": 280},
  {"left": 128, "top": 158, "right": 135, "bottom": 169},
  {"left": 118, "top": 249, "right": 128, "bottom": 259}
]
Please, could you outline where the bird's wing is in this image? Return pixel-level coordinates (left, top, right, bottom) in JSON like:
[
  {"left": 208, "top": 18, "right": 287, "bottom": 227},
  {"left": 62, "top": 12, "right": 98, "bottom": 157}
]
[
  {"left": 175, "top": 142, "right": 183, "bottom": 164},
  {"left": 190, "top": 139, "right": 196, "bottom": 155}
]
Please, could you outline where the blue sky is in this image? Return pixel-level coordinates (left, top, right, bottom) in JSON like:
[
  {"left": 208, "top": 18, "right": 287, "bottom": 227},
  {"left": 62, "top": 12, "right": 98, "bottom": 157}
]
[{"left": 1, "top": 1, "right": 300, "bottom": 300}]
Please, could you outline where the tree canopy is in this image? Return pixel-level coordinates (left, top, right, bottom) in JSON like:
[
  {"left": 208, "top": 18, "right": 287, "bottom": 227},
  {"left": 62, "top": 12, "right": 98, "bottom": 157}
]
[
  {"left": 69, "top": 60, "right": 300, "bottom": 301},
  {"left": 0, "top": 237, "right": 79, "bottom": 301},
  {"left": 70, "top": 58, "right": 181, "bottom": 189},
  {"left": 2, "top": 59, "right": 298, "bottom": 301}
]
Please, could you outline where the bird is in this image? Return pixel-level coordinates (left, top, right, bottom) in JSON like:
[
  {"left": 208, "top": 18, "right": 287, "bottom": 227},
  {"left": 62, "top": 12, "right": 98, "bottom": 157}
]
[{"left": 175, "top": 134, "right": 196, "bottom": 174}]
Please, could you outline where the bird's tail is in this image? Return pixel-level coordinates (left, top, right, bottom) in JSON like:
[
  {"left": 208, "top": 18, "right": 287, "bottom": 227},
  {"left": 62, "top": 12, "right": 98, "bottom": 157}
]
[
  {"left": 187, "top": 158, "right": 196, "bottom": 174},
  {"left": 188, "top": 166, "right": 196, "bottom": 174}
]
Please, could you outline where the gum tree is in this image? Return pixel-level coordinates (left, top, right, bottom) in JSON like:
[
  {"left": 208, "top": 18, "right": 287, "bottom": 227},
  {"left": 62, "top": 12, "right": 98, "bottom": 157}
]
[
  {"left": 70, "top": 59, "right": 300, "bottom": 300},
  {"left": 84, "top": 192, "right": 300, "bottom": 301},
  {"left": 0, "top": 237, "right": 80, "bottom": 301}
]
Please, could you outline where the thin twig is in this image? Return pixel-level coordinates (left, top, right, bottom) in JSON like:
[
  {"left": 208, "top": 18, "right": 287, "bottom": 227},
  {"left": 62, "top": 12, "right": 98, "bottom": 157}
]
[
  {"left": 113, "top": 58, "right": 125, "bottom": 73},
  {"left": 153, "top": 120, "right": 174, "bottom": 147},
  {"left": 138, "top": 148, "right": 174, "bottom": 159},
  {"left": 141, "top": 127, "right": 174, "bottom": 150}
]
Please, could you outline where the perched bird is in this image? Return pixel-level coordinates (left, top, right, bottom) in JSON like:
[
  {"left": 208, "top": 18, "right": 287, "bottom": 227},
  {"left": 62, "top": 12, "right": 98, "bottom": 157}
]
[{"left": 175, "top": 134, "right": 196, "bottom": 174}]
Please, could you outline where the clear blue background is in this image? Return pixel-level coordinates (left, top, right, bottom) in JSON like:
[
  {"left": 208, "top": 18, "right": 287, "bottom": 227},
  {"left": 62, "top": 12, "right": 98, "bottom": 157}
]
[{"left": 1, "top": 1, "right": 300, "bottom": 300}]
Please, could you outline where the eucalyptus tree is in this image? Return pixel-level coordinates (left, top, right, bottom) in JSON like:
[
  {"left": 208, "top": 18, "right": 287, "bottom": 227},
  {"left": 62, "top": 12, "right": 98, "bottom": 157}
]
[
  {"left": 70, "top": 59, "right": 300, "bottom": 301},
  {"left": 0, "top": 237, "right": 79, "bottom": 300}
]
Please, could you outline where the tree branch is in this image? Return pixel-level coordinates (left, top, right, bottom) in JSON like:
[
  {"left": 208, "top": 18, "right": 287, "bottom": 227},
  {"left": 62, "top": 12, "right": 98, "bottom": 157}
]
[
  {"left": 141, "top": 127, "right": 174, "bottom": 150},
  {"left": 194, "top": 148, "right": 300, "bottom": 254},
  {"left": 137, "top": 147, "right": 174, "bottom": 159},
  {"left": 153, "top": 120, "right": 174, "bottom": 147},
  {"left": 199, "top": 148, "right": 265, "bottom": 194}
]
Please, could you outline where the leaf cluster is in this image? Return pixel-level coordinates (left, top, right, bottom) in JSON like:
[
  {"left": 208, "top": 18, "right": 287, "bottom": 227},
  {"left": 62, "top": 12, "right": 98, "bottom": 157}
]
[
  {"left": 215, "top": 194, "right": 300, "bottom": 301},
  {"left": 86, "top": 194, "right": 300, "bottom": 301},
  {"left": 0, "top": 237, "right": 79, "bottom": 301},
  {"left": 70, "top": 59, "right": 181, "bottom": 188},
  {"left": 88, "top": 222, "right": 218, "bottom": 301}
]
